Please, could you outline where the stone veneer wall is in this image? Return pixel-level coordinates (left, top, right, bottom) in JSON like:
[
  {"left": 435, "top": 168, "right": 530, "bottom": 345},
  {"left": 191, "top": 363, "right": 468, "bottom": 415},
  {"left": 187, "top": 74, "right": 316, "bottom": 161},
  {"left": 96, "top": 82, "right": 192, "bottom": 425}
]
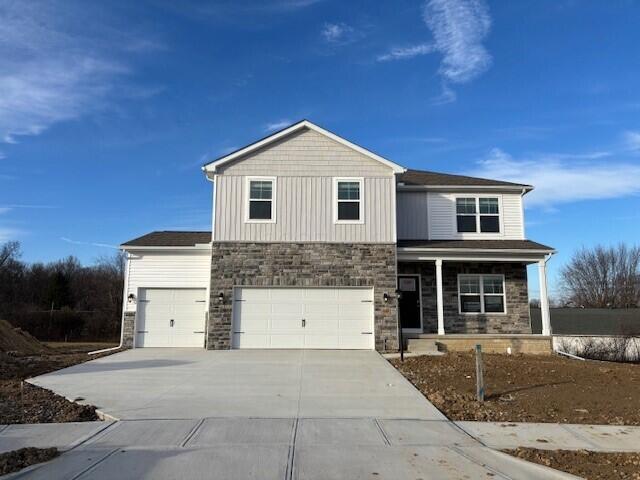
[
  {"left": 398, "top": 262, "right": 531, "bottom": 334},
  {"left": 122, "top": 311, "right": 135, "bottom": 349},
  {"left": 208, "top": 242, "right": 398, "bottom": 351}
]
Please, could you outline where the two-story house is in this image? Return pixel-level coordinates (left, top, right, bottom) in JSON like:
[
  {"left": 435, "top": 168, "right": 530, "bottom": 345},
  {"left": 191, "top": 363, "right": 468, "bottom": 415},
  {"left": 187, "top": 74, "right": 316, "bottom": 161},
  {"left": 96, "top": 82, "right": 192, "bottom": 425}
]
[{"left": 119, "top": 120, "right": 554, "bottom": 353}]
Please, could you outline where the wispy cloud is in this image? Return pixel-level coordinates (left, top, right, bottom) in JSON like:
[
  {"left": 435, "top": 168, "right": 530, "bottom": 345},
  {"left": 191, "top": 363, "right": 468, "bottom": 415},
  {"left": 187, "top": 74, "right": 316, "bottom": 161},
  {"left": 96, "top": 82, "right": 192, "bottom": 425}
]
[
  {"left": 377, "top": 43, "right": 434, "bottom": 62},
  {"left": 0, "top": 208, "right": 11, "bottom": 215},
  {"left": 469, "top": 148, "right": 640, "bottom": 208},
  {"left": 0, "top": 204, "right": 58, "bottom": 209},
  {"left": 264, "top": 119, "right": 293, "bottom": 133},
  {"left": 0, "top": 1, "right": 158, "bottom": 145},
  {"left": 60, "top": 237, "right": 118, "bottom": 249},
  {"left": 623, "top": 130, "right": 640, "bottom": 152},
  {"left": 423, "top": 0, "right": 492, "bottom": 84},
  {"left": 0, "top": 228, "right": 22, "bottom": 242},
  {"left": 320, "top": 22, "right": 364, "bottom": 46}
]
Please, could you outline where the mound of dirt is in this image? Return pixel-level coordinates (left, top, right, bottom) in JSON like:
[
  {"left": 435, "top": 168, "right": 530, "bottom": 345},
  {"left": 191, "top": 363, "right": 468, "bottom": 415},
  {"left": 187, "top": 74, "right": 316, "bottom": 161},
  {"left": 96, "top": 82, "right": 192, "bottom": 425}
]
[
  {"left": 0, "top": 319, "right": 50, "bottom": 356},
  {"left": 0, "top": 447, "right": 59, "bottom": 476}
]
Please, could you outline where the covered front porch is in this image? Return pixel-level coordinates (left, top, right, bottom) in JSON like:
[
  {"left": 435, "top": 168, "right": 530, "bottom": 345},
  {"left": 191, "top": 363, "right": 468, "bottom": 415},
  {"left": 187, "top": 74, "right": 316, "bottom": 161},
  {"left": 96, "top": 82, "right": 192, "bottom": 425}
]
[{"left": 395, "top": 240, "right": 555, "bottom": 353}]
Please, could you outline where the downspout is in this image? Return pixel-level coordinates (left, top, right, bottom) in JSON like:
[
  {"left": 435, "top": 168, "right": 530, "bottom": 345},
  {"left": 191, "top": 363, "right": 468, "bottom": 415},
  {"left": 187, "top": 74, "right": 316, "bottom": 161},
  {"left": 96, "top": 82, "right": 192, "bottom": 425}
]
[
  {"left": 89, "top": 250, "right": 131, "bottom": 355},
  {"left": 202, "top": 167, "right": 216, "bottom": 350}
]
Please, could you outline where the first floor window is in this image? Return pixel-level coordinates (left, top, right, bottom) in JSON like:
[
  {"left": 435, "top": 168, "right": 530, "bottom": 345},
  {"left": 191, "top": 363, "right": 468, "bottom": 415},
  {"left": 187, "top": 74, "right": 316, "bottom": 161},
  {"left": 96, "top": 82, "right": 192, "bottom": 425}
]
[
  {"left": 247, "top": 178, "right": 274, "bottom": 221},
  {"left": 335, "top": 178, "right": 363, "bottom": 222},
  {"left": 458, "top": 274, "right": 505, "bottom": 313}
]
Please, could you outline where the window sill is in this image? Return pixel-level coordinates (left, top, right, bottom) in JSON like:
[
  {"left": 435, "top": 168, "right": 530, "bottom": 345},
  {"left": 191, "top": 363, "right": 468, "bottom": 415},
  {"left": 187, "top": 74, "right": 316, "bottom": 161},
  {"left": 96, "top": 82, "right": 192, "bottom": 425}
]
[
  {"left": 244, "top": 219, "right": 276, "bottom": 224},
  {"left": 335, "top": 220, "right": 364, "bottom": 225},
  {"left": 458, "top": 312, "right": 508, "bottom": 316}
]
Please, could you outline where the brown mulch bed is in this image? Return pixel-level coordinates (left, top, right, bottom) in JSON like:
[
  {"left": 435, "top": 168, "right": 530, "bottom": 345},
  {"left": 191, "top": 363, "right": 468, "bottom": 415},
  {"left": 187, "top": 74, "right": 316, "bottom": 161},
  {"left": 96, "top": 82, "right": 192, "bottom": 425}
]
[
  {"left": 1, "top": 341, "right": 118, "bottom": 424},
  {"left": 505, "top": 448, "right": 640, "bottom": 480},
  {"left": 391, "top": 353, "right": 640, "bottom": 424},
  {"left": 0, "top": 447, "right": 59, "bottom": 476}
]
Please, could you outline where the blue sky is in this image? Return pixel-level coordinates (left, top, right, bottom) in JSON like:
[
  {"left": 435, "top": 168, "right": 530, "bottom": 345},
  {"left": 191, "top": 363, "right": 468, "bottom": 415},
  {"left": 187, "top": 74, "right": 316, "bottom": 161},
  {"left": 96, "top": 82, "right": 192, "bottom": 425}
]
[{"left": 1, "top": 0, "right": 639, "bottom": 298}]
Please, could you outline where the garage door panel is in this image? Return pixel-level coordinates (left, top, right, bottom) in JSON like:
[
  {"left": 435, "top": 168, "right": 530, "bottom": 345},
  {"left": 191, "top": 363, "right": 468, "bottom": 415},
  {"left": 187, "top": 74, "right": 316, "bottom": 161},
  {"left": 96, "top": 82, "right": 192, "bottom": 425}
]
[
  {"left": 137, "top": 288, "right": 206, "bottom": 348},
  {"left": 232, "top": 287, "right": 374, "bottom": 350}
]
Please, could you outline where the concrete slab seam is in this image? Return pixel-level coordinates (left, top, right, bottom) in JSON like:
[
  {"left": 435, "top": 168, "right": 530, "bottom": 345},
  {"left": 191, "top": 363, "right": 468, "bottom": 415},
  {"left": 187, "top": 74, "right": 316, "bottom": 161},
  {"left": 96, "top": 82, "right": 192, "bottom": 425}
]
[
  {"left": 453, "top": 422, "right": 491, "bottom": 448},
  {"left": 66, "top": 422, "right": 120, "bottom": 452},
  {"left": 449, "top": 446, "right": 512, "bottom": 480},
  {"left": 558, "top": 424, "right": 609, "bottom": 451},
  {"left": 70, "top": 447, "right": 121, "bottom": 480},
  {"left": 285, "top": 417, "right": 299, "bottom": 480},
  {"left": 181, "top": 418, "right": 206, "bottom": 447},
  {"left": 0, "top": 425, "right": 8, "bottom": 434},
  {"left": 373, "top": 418, "right": 391, "bottom": 445}
]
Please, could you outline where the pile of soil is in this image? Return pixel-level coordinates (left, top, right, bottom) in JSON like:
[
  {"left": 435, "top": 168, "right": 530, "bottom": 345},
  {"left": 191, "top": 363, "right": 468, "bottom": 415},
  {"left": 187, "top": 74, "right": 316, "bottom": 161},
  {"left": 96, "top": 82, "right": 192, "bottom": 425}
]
[
  {"left": 505, "top": 448, "right": 640, "bottom": 480},
  {"left": 0, "top": 447, "right": 59, "bottom": 476},
  {"left": 391, "top": 352, "right": 640, "bottom": 424},
  {"left": 0, "top": 321, "right": 116, "bottom": 424},
  {"left": 0, "top": 319, "right": 50, "bottom": 356}
]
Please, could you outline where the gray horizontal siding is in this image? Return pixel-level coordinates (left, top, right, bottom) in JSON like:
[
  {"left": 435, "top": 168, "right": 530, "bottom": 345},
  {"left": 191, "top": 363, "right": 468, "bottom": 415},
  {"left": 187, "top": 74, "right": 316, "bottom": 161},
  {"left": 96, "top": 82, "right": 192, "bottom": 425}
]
[{"left": 214, "top": 175, "right": 396, "bottom": 243}]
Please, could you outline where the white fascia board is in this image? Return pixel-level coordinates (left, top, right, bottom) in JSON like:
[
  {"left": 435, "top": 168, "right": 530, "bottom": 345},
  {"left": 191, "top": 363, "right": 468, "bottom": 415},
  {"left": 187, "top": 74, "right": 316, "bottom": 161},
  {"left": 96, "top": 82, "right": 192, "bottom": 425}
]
[
  {"left": 202, "top": 120, "right": 406, "bottom": 174},
  {"left": 397, "top": 247, "right": 555, "bottom": 255},
  {"left": 397, "top": 253, "right": 548, "bottom": 263},
  {"left": 397, "top": 185, "right": 534, "bottom": 193}
]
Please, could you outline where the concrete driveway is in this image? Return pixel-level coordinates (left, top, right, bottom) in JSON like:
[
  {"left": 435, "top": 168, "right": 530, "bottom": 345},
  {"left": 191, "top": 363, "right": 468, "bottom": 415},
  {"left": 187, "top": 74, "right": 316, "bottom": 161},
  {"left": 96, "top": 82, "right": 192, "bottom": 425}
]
[
  {"left": 29, "top": 349, "right": 444, "bottom": 420},
  {"left": 10, "top": 350, "right": 576, "bottom": 479}
]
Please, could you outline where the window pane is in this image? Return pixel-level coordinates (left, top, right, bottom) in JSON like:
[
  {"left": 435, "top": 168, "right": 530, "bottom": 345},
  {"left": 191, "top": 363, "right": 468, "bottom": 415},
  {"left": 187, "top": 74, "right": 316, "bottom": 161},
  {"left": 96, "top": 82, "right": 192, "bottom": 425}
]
[
  {"left": 338, "top": 201, "right": 360, "bottom": 220},
  {"left": 484, "top": 295, "right": 505, "bottom": 313},
  {"left": 249, "top": 200, "right": 272, "bottom": 219},
  {"left": 461, "top": 295, "right": 482, "bottom": 313},
  {"left": 483, "top": 276, "right": 503, "bottom": 294},
  {"left": 456, "top": 198, "right": 476, "bottom": 214},
  {"left": 480, "top": 215, "right": 499, "bottom": 233},
  {"left": 338, "top": 182, "right": 360, "bottom": 200},
  {"left": 459, "top": 277, "right": 480, "bottom": 294},
  {"left": 479, "top": 198, "right": 499, "bottom": 214},
  {"left": 457, "top": 215, "right": 477, "bottom": 232},
  {"left": 250, "top": 181, "right": 272, "bottom": 200}
]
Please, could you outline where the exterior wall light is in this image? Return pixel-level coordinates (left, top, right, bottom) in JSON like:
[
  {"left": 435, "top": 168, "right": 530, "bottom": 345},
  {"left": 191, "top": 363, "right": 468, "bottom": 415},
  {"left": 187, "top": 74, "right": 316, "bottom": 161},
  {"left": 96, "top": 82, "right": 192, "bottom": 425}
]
[
  {"left": 127, "top": 293, "right": 136, "bottom": 304},
  {"left": 383, "top": 292, "right": 390, "bottom": 303},
  {"left": 218, "top": 292, "right": 224, "bottom": 303}
]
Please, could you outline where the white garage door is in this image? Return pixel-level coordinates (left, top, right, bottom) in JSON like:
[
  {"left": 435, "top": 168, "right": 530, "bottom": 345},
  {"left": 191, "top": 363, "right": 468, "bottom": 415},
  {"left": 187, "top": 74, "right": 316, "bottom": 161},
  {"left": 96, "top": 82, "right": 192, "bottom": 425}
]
[
  {"left": 232, "top": 287, "right": 374, "bottom": 349},
  {"left": 136, "top": 288, "right": 207, "bottom": 348}
]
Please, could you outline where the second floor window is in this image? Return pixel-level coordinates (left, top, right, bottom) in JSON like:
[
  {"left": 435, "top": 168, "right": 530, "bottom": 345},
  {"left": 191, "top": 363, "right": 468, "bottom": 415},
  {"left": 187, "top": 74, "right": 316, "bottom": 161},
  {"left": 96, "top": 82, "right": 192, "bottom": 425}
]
[
  {"left": 247, "top": 178, "right": 275, "bottom": 221},
  {"left": 456, "top": 197, "right": 500, "bottom": 233},
  {"left": 335, "top": 178, "right": 363, "bottom": 223}
]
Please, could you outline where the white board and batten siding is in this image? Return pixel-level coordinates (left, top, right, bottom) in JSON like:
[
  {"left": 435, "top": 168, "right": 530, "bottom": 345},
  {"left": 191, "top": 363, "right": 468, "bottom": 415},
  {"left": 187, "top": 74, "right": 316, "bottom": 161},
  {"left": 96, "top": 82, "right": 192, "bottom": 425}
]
[
  {"left": 397, "top": 191, "right": 525, "bottom": 240},
  {"left": 213, "top": 128, "right": 397, "bottom": 243},
  {"left": 124, "top": 251, "right": 211, "bottom": 313}
]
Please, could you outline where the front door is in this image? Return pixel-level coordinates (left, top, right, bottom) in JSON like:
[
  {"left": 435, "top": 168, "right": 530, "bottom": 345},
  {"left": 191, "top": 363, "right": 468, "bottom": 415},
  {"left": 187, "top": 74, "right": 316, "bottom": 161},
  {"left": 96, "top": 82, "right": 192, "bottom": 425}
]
[{"left": 398, "top": 275, "right": 422, "bottom": 331}]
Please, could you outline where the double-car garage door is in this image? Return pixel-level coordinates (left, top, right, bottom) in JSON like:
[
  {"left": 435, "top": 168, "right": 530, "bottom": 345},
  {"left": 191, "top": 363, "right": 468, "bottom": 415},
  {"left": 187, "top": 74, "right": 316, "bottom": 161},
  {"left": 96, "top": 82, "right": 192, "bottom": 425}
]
[
  {"left": 135, "top": 287, "right": 374, "bottom": 349},
  {"left": 232, "top": 287, "right": 375, "bottom": 350}
]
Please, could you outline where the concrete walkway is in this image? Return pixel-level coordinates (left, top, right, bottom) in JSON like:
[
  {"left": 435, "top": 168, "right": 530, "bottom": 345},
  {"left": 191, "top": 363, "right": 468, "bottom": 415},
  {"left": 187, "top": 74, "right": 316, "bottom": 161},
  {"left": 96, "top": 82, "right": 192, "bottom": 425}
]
[
  {"left": 0, "top": 350, "right": 583, "bottom": 479},
  {"left": 457, "top": 421, "right": 640, "bottom": 452},
  {"left": 2, "top": 418, "right": 578, "bottom": 479}
]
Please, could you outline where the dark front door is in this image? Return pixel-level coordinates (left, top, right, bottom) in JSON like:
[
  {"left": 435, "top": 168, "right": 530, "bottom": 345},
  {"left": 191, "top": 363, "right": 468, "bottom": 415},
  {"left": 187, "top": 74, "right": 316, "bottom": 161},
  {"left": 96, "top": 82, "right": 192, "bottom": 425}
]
[{"left": 398, "top": 275, "right": 421, "bottom": 330}]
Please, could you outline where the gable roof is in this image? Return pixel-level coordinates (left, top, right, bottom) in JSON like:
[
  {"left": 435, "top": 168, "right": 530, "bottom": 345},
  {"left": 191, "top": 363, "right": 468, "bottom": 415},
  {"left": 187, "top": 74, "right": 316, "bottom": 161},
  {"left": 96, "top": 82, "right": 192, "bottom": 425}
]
[
  {"left": 398, "top": 169, "right": 533, "bottom": 191},
  {"left": 121, "top": 231, "right": 211, "bottom": 248},
  {"left": 202, "top": 120, "right": 406, "bottom": 174}
]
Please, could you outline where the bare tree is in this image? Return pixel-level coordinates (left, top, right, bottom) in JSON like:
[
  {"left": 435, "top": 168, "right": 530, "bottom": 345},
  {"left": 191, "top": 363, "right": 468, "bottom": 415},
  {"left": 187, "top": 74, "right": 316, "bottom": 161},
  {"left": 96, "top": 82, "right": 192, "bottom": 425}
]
[
  {"left": 561, "top": 244, "right": 640, "bottom": 308},
  {"left": 0, "top": 241, "right": 20, "bottom": 270}
]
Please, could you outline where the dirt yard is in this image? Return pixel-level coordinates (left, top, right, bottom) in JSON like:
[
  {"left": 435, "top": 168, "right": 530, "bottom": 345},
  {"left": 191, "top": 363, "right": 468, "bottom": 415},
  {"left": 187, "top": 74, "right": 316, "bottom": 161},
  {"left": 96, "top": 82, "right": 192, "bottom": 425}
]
[
  {"left": 0, "top": 320, "right": 118, "bottom": 424},
  {"left": 391, "top": 352, "right": 640, "bottom": 424},
  {"left": 505, "top": 448, "right": 640, "bottom": 480},
  {"left": 0, "top": 447, "right": 59, "bottom": 476}
]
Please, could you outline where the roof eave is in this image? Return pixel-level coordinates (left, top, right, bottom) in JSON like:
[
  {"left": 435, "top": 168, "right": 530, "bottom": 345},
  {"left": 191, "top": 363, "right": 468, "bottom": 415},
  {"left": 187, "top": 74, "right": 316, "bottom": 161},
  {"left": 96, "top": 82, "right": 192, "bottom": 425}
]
[{"left": 397, "top": 184, "right": 533, "bottom": 192}]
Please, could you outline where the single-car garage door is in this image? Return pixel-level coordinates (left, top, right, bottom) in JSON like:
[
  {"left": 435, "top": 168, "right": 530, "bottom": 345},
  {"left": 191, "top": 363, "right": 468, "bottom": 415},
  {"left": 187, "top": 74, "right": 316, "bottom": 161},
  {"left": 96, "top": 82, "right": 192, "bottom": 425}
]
[
  {"left": 136, "top": 288, "right": 207, "bottom": 347},
  {"left": 232, "top": 287, "right": 374, "bottom": 349}
]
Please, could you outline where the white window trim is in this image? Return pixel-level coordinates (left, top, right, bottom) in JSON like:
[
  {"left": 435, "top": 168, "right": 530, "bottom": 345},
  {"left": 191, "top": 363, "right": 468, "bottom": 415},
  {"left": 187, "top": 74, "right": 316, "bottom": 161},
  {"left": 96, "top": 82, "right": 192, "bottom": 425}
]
[
  {"left": 455, "top": 195, "right": 503, "bottom": 235},
  {"left": 333, "top": 177, "right": 364, "bottom": 224},
  {"left": 245, "top": 176, "right": 276, "bottom": 224},
  {"left": 457, "top": 274, "right": 507, "bottom": 315}
]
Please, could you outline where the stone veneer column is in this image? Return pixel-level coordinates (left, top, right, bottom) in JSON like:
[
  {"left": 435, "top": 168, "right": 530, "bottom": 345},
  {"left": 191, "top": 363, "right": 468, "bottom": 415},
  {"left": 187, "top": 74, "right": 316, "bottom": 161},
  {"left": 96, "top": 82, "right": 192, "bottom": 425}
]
[{"left": 208, "top": 242, "right": 399, "bottom": 352}]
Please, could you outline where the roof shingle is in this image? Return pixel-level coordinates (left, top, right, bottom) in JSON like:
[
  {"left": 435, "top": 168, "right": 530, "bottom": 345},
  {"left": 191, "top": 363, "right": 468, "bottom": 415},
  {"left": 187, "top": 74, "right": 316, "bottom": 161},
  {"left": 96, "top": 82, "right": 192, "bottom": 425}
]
[
  {"left": 121, "top": 231, "right": 211, "bottom": 247},
  {"left": 398, "top": 169, "right": 532, "bottom": 189},
  {"left": 397, "top": 239, "right": 554, "bottom": 251}
]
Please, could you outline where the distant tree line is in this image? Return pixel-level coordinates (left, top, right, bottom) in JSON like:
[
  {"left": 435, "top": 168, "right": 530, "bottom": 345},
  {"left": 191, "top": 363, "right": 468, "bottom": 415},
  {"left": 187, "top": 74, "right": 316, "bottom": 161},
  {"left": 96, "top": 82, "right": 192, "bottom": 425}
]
[{"left": 0, "top": 241, "right": 124, "bottom": 341}]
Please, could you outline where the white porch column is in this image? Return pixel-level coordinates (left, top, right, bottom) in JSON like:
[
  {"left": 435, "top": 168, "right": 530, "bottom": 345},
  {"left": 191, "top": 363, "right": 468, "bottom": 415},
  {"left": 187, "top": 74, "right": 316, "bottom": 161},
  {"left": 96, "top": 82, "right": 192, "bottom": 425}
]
[
  {"left": 435, "top": 259, "right": 445, "bottom": 335},
  {"left": 538, "top": 258, "right": 552, "bottom": 336}
]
